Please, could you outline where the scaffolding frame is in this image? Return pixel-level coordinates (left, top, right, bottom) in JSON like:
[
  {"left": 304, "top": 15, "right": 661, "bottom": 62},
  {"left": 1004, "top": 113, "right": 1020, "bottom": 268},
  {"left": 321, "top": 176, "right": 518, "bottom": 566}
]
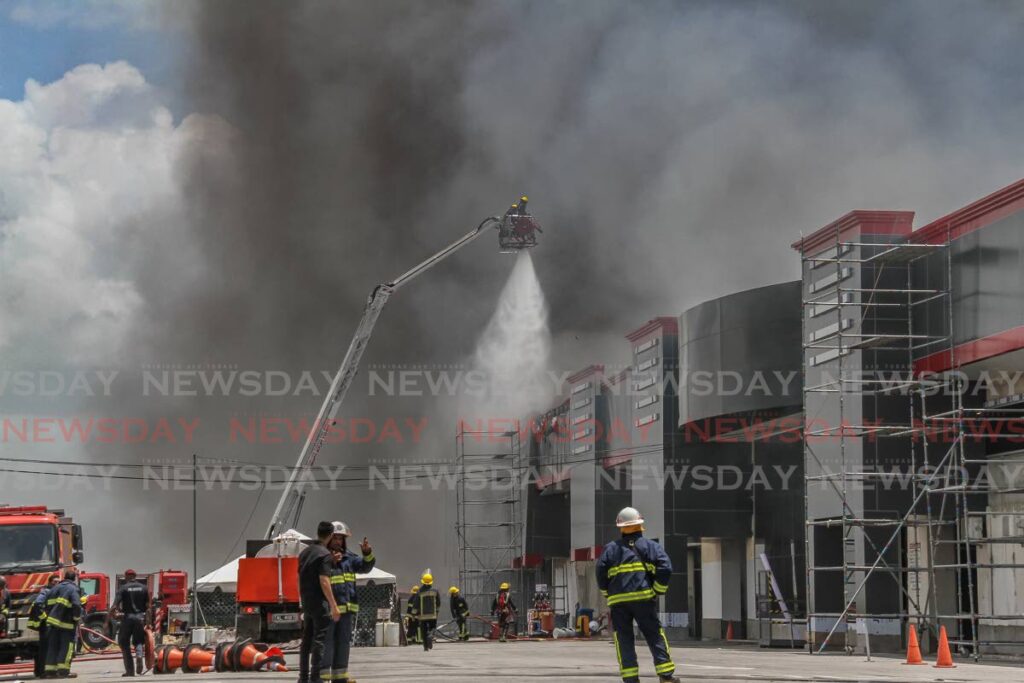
[
  {"left": 799, "top": 226, "right": 1024, "bottom": 659},
  {"left": 455, "top": 425, "right": 526, "bottom": 637}
]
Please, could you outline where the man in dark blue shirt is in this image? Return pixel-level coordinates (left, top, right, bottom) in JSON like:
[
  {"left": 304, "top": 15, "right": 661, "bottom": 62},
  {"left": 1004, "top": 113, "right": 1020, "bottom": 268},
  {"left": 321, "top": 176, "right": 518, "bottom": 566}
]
[
  {"left": 113, "top": 569, "right": 150, "bottom": 677},
  {"left": 297, "top": 521, "right": 341, "bottom": 683}
]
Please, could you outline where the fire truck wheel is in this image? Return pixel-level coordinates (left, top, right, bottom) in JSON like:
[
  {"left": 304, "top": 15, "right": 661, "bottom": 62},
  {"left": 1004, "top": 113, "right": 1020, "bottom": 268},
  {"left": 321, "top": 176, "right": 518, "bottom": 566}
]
[{"left": 81, "top": 614, "right": 114, "bottom": 651}]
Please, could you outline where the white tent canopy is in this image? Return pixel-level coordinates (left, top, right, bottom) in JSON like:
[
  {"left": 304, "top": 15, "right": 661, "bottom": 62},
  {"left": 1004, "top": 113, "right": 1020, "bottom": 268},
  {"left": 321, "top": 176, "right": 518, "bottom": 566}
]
[
  {"left": 356, "top": 566, "right": 396, "bottom": 586},
  {"left": 194, "top": 529, "right": 396, "bottom": 592},
  {"left": 195, "top": 555, "right": 243, "bottom": 593}
]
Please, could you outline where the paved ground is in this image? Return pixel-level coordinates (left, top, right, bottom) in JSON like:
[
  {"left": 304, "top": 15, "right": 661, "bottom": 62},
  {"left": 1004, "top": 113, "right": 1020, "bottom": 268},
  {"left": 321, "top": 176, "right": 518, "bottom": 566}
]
[{"left": 4, "top": 640, "right": 1021, "bottom": 682}]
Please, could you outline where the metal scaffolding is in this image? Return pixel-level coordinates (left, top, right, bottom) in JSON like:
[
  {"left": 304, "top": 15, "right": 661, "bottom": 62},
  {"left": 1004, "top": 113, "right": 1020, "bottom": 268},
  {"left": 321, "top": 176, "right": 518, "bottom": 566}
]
[
  {"left": 455, "top": 424, "right": 526, "bottom": 638},
  {"left": 799, "top": 227, "right": 1024, "bottom": 658}
]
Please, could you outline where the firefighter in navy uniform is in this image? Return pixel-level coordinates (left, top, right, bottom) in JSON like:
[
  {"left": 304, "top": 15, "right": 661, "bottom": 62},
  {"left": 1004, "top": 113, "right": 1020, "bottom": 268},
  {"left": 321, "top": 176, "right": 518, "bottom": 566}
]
[
  {"left": 28, "top": 575, "right": 60, "bottom": 678},
  {"left": 321, "top": 521, "right": 375, "bottom": 683},
  {"left": 597, "top": 507, "right": 679, "bottom": 683},
  {"left": 43, "top": 569, "right": 83, "bottom": 678},
  {"left": 0, "top": 576, "right": 9, "bottom": 636},
  {"left": 449, "top": 587, "right": 470, "bottom": 641},
  {"left": 491, "top": 583, "right": 516, "bottom": 642},
  {"left": 404, "top": 586, "right": 420, "bottom": 645},
  {"left": 113, "top": 569, "right": 149, "bottom": 677},
  {"left": 413, "top": 573, "right": 440, "bottom": 651}
]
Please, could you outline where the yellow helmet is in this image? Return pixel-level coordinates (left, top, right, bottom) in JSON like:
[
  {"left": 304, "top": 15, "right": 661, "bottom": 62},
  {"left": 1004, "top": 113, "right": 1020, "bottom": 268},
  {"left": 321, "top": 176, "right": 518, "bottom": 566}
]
[
  {"left": 421, "top": 573, "right": 434, "bottom": 586},
  {"left": 410, "top": 585, "right": 420, "bottom": 594},
  {"left": 520, "top": 195, "right": 528, "bottom": 203},
  {"left": 449, "top": 586, "right": 459, "bottom": 595},
  {"left": 499, "top": 582, "right": 510, "bottom": 591}
]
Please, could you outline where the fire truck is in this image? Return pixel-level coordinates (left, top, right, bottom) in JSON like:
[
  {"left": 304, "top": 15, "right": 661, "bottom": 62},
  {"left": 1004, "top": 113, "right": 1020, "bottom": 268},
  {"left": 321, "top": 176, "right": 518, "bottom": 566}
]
[
  {"left": 78, "top": 570, "right": 190, "bottom": 650},
  {"left": 235, "top": 535, "right": 304, "bottom": 643},
  {"left": 0, "top": 506, "right": 84, "bottom": 663}
]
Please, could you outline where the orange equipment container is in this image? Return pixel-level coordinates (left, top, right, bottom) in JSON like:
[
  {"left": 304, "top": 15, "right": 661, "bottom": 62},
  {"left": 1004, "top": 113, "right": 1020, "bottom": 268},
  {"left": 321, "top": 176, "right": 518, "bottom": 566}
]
[{"left": 236, "top": 557, "right": 300, "bottom": 603}]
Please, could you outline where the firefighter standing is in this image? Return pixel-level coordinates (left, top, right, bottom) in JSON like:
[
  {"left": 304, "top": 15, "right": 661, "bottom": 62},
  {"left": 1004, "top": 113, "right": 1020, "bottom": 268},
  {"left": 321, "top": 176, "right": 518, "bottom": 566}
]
[
  {"left": 597, "top": 507, "right": 679, "bottom": 683},
  {"left": 114, "top": 569, "right": 149, "bottom": 677},
  {"left": 321, "top": 521, "right": 375, "bottom": 683},
  {"left": 449, "top": 587, "right": 470, "bottom": 641},
  {"left": 491, "top": 583, "right": 516, "bottom": 642},
  {"left": 0, "top": 576, "right": 9, "bottom": 636},
  {"left": 43, "top": 569, "right": 82, "bottom": 678},
  {"left": 28, "top": 576, "right": 60, "bottom": 678},
  {"left": 298, "top": 521, "right": 343, "bottom": 683},
  {"left": 404, "top": 586, "right": 420, "bottom": 645},
  {"left": 413, "top": 573, "right": 440, "bottom": 652}
]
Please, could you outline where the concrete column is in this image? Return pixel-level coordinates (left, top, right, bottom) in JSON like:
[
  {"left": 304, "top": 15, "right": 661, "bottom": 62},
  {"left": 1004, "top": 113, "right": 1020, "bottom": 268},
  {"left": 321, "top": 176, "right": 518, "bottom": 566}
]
[{"left": 701, "top": 539, "right": 744, "bottom": 639}]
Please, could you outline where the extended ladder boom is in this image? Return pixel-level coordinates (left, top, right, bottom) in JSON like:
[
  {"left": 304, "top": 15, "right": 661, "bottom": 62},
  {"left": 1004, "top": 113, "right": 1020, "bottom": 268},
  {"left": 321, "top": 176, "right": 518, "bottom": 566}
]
[{"left": 265, "top": 214, "right": 506, "bottom": 538}]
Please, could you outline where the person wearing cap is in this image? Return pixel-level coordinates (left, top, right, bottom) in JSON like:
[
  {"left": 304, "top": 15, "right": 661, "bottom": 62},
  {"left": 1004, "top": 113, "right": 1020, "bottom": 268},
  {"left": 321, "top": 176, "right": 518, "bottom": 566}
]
[
  {"left": 113, "top": 569, "right": 150, "bottom": 677},
  {"left": 298, "top": 521, "right": 343, "bottom": 683},
  {"left": 490, "top": 583, "right": 517, "bottom": 642},
  {"left": 43, "top": 568, "right": 82, "bottom": 678},
  {"left": 28, "top": 575, "right": 60, "bottom": 678},
  {"left": 321, "top": 521, "right": 374, "bottom": 683},
  {"left": 404, "top": 586, "right": 420, "bottom": 645},
  {"left": 597, "top": 507, "right": 678, "bottom": 683},
  {"left": 449, "top": 587, "right": 470, "bottom": 642},
  {"left": 412, "top": 573, "right": 440, "bottom": 652}
]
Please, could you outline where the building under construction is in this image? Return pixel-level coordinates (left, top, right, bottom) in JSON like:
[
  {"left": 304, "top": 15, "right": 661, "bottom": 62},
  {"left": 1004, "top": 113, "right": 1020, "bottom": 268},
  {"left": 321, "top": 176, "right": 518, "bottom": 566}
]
[{"left": 493, "top": 177, "right": 1024, "bottom": 658}]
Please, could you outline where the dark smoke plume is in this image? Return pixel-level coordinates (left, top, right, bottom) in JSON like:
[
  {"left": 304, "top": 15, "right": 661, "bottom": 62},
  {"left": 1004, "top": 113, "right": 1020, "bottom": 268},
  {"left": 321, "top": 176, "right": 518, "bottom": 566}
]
[{"left": 62, "top": 0, "right": 1024, "bottom": 583}]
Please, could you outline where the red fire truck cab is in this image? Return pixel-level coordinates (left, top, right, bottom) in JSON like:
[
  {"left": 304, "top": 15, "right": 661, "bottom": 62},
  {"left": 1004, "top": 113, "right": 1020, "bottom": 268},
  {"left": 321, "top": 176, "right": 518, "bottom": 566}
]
[{"left": 0, "top": 506, "right": 84, "bottom": 663}]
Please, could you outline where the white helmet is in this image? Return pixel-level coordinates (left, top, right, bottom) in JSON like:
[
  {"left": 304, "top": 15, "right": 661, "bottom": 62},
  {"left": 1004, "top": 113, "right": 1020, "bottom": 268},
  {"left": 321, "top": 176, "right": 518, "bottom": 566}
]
[
  {"left": 331, "top": 521, "right": 352, "bottom": 537},
  {"left": 615, "top": 507, "right": 644, "bottom": 528}
]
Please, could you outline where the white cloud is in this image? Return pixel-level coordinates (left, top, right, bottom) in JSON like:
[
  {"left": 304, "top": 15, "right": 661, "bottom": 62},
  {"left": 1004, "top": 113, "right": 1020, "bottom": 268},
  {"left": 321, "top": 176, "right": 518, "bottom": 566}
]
[{"left": 0, "top": 61, "right": 226, "bottom": 365}]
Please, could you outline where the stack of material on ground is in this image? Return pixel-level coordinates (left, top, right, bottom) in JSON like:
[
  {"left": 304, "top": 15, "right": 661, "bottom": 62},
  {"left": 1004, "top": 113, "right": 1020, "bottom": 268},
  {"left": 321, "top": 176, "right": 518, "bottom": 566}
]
[{"left": 153, "top": 638, "right": 288, "bottom": 674}]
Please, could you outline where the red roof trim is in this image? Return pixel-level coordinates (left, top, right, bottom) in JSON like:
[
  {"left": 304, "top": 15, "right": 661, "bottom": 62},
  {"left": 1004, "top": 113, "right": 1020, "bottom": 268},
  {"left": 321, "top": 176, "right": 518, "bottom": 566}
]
[
  {"left": 791, "top": 210, "right": 915, "bottom": 254},
  {"left": 914, "top": 324, "right": 1024, "bottom": 374},
  {"left": 602, "top": 451, "right": 633, "bottom": 469},
  {"left": 910, "top": 178, "right": 1024, "bottom": 245},
  {"left": 567, "top": 365, "right": 604, "bottom": 385},
  {"left": 626, "top": 316, "right": 679, "bottom": 342}
]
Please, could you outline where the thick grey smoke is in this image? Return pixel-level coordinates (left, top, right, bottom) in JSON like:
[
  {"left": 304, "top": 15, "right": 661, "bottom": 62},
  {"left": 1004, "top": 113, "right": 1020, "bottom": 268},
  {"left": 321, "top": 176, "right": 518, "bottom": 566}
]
[
  {"left": 5, "top": 0, "right": 1023, "bottom": 586},
  {"left": 150, "top": 0, "right": 1022, "bottom": 585}
]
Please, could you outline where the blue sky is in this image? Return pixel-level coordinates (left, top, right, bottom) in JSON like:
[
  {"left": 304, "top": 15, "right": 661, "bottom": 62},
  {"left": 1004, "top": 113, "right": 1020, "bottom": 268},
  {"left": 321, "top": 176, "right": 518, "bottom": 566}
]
[{"left": 0, "top": 0, "right": 177, "bottom": 102}]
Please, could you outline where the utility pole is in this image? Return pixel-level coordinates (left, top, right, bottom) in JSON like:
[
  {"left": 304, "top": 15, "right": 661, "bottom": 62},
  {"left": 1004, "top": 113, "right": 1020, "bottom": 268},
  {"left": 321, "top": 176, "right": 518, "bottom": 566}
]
[{"left": 192, "top": 453, "right": 198, "bottom": 629}]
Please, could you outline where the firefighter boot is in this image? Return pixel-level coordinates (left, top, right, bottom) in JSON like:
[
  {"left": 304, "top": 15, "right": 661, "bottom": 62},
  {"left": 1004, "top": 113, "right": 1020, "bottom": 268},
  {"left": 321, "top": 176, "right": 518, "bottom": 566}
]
[{"left": 659, "top": 677, "right": 681, "bottom": 683}]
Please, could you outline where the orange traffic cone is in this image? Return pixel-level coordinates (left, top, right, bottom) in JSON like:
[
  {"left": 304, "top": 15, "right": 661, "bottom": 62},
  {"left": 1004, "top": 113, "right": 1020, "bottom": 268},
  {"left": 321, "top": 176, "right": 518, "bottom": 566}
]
[
  {"left": 934, "top": 625, "right": 956, "bottom": 668},
  {"left": 236, "top": 638, "right": 288, "bottom": 671},
  {"left": 165, "top": 644, "right": 185, "bottom": 673},
  {"left": 181, "top": 644, "right": 216, "bottom": 674},
  {"left": 725, "top": 621, "right": 734, "bottom": 641},
  {"left": 153, "top": 645, "right": 183, "bottom": 674},
  {"left": 260, "top": 646, "right": 289, "bottom": 672},
  {"left": 215, "top": 641, "right": 240, "bottom": 672},
  {"left": 903, "top": 625, "right": 924, "bottom": 665}
]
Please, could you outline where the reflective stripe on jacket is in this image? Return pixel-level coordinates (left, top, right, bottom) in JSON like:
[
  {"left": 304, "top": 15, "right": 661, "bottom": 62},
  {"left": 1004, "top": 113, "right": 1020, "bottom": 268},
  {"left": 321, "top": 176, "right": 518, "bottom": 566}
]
[
  {"left": 415, "top": 588, "right": 440, "bottom": 620},
  {"left": 45, "top": 580, "right": 83, "bottom": 630},
  {"left": 596, "top": 532, "right": 672, "bottom": 606},
  {"left": 327, "top": 549, "right": 375, "bottom": 612}
]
